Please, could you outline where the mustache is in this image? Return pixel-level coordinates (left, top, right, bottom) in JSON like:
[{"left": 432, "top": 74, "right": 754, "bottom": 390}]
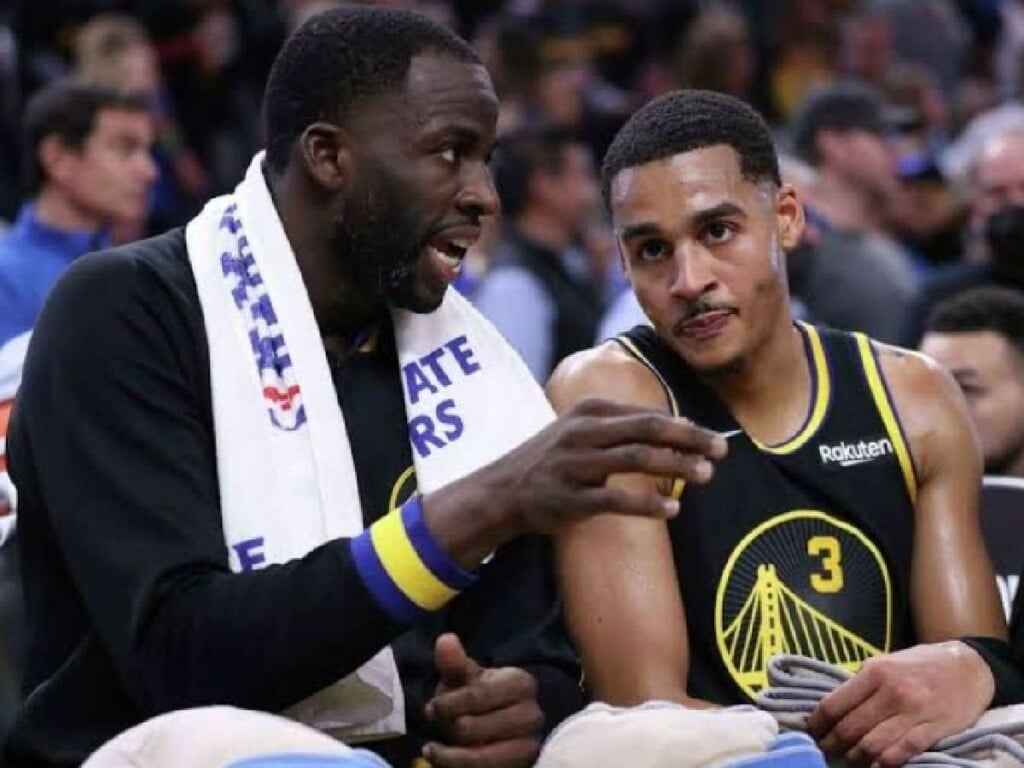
[{"left": 672, "top": 299, "right": 737, "bottom": 333}]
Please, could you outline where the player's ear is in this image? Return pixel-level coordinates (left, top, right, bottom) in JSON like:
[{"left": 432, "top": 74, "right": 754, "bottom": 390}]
[
  {"left": 776, "top": 183, "right": 805, "bottom": 251},
  {"left": 298, "top": 122, "right": 352, "bottom": 194}
]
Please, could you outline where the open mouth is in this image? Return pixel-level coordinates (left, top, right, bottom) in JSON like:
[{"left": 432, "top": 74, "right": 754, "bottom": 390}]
[{"left": 423, "top": 227, "right": 479, "bottom": 282}]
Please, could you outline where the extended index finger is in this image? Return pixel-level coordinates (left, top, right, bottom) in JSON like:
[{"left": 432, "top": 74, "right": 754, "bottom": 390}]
[{"left": 573, "top": 410, "right": 727, "bottom": 459}]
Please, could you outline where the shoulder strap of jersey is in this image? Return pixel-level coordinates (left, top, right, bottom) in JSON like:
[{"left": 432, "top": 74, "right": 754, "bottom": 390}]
[{"left": 849, "top": 332, "right": 919, "bottom": 503}]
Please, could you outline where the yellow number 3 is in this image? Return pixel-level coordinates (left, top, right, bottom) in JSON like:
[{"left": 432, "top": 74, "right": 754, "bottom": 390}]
[{"left": 808, "top": 535, "right": 844, "bottom": 593}]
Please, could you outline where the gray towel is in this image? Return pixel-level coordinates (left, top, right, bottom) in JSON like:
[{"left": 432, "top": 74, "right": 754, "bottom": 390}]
[{"left": 756, "top": 655, "right": 1024, "bottom": 768}]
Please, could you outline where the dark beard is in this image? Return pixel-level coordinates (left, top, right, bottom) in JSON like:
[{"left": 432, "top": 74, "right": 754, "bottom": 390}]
[{"left": 331, "top": 177, "right": 433, "bottom": 312}]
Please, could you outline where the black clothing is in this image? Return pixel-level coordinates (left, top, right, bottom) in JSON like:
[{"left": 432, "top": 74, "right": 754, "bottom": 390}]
[
  {"left": 616, "top": 323, "right": 918, "bottom": 704},
  {"left": 4, "top": 229, "right": 581, "bottom": 767},
  {"left": 491, "top": 231, "right": 603, "bottom": 376}
]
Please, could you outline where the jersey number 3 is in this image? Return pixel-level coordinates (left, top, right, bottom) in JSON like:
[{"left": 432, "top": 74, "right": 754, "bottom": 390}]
[{"left": 807, "top": 535, "right": 844, "bottom": 593}]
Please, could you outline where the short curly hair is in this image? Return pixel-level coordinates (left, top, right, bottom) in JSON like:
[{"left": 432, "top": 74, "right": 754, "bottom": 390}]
[
  {"left": 601, "top": 89, "right": 780, "bottom": 207},
  {"left": 926, "top": 287, "right": 1024, "bottom": 360},
  {"left": 263, "top": 5, "right": 480, "bottom": 173}
]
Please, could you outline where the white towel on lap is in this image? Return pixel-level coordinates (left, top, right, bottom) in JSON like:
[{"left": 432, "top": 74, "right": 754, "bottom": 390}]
[
  {"left": 535, "top": 701, "right": 779, "bottom": 768},
  {"left": 185, "top": 152, "right": 554, "bottom": 740}
]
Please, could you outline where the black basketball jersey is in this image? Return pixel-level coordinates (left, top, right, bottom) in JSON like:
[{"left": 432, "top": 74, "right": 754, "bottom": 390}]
[{"left": 615, "top": 322, "right": 919, "bottom": 704}]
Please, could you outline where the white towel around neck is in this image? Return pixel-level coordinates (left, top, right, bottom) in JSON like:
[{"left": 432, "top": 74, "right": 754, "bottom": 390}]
[{"left": 184, "top": 153, "right": 554, "bottom": 740}]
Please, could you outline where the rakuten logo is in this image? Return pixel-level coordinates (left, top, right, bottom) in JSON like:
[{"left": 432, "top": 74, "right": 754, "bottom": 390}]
[{"left": 818, "top": 438, "right": 894, "bottom": 467}]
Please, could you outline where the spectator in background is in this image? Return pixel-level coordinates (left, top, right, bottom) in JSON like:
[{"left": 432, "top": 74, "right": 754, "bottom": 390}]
[
  {"left": 518, "top": 14, "right": 631, "bottom": 162},
  {"left": 961, "top": 128, "right": 1024, "bottom": 263},
  {"left": 472, "top": 17, "right": 542, "bottom": 137},
  {"left": 789, "top": 81, "right": 920, "bottom": 342},
  {"left": 769, "top": 0, "right": 839, "bottom": 119},
  {"left": 673, "top": 7, "right": 757, "bottom": 105},
  {"left": 871, "top": 0, "right": 971, "bottom": 99},
  {"left": 0, "top": 20, "right": 19, "bottom": 224},
  {"left": 905, "top": 127, "right": 1024, "bottom": 344},
  {"left": 840, "top": 7, "right": 895, "bottom": 90},
  {"left": 920, "top": 287, "right": 1024, "bottom": 478},
  {"left": 475, "top": 127, "right": 603, "bottom": 381},
  {"left": 136, "top": 0, "right": 283, "bottom": 192},
  {"left": 0, "top": 80, "right": 155, "bottom": 515},
  {"left": 75, "top": 13, "right": 209, "bottom": 234}
]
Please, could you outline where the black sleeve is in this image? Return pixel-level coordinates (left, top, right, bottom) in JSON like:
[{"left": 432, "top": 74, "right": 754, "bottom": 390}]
[
  {"left": 14, "top": 246, "right": 405, "bottom": 714},
  {"left": 959, "top": 636, "right": 1024, "bottom": 707}
]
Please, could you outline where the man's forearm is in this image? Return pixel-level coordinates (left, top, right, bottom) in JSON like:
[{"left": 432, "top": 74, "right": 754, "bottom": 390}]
[
  {"left": 138, "top": 497, "right": 483, "bottom": 715},
  {"left": 421, "top": 466, "right": 523, "bottom": 570},
  {"left": 135, "top": 539, "right": 404, "bottom": 713}
]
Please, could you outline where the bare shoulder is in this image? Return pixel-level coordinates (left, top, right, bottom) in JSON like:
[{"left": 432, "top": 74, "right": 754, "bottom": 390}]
[
  {"left": 871, "top": 339, "right": 979, "bottom": 478},
  {"left": 872, "top": 340, "right": 963, "bottom": 414},
  {"left": 546, "top": 340, "right": 670, "bottom": 415}
]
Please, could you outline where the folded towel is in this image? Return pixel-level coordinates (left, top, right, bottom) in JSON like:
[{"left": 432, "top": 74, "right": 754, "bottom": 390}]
[
  {"left": 757, "top": 655, "right": 851, "bottom": 730},
  {"left": 534, "top": 701, "right": 779, "bottom": 768},
  {"left": 185, "top": 153, "right": 555, "bottom": 740},
  {"left": 82, "top": 707, "right": 381, "bottom": 768},
  {"left": 758, "top": 655, "right": 1024, "bottom": 768}
]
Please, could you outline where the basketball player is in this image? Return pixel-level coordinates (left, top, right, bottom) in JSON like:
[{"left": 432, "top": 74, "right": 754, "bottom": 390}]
[
  {"left": 4, "top": 13, "right": 727, "bottom": 768},
  {"left": 549, "top": 90, "right": 1020, "bottom": 767}
]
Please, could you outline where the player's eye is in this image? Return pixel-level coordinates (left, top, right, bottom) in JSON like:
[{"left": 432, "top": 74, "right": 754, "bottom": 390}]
[
  {"left": 701, "top": 221, "right": 736, "bottom": 246},
  {"left": 637, "top": 240, "right": 668, "bottom": 262}
]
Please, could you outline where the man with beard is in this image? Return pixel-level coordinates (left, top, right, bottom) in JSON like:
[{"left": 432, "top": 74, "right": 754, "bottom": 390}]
[
  {"left": 903, "top": 129, "right": 1024, "bottom": 346},
  {"left": 2, "top": 9, "right": 727, "bottom": 768},
  {"left": 550, "top": 90, "right": 1022, "bottom": 768}
]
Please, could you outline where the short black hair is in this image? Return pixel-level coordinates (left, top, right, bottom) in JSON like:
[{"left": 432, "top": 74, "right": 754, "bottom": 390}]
[
  {"left": 263, "top": 5, "right": 481, "bottom": 173},
  {"left": 600, "top": 89, "right": 780, "bottom": 207},
  {"left": 790, "top": 81, "right": 888, "bottom": 165},
  {"left": 493, "top": 126, "right": 581, "bottom": 218},
  {"left": 23, "top": 78, "right": 149, "bottom": 194},
  {"left": 925, "top": 287, "right": 1024, "bottom": 360}
]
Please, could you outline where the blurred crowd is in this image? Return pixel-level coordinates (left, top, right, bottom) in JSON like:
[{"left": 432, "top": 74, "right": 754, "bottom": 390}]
[
  {"left": 3, "top": 0, "right": 1024, "bottom": 459},
  {"left": 6, "top": 0, "right": 1024, "bottom": 758}
]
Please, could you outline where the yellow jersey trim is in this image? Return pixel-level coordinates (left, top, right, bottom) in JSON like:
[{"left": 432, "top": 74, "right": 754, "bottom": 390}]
[
  {"left": 388, "top": 464, "right": 417, "bottom": 512},
  {"left": 752, "top": 322, "right": 831, "bottom": 455},
  {"left": 853, "top": 334, "right": 918, "bottom": 503}
]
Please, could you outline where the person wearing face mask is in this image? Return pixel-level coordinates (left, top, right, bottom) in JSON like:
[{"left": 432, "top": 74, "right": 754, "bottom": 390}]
[{"left": 903, "top": 128, "right": 1024, "bottom": 346}]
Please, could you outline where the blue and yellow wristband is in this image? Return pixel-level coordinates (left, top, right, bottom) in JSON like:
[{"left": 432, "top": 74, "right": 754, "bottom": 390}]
[{"left": 351, "top": 497, "right": 477, "bottom": 624}]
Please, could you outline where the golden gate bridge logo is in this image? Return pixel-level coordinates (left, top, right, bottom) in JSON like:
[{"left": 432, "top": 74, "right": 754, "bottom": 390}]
[{"left": 715, "top": 510, "right": 892, "bottom": 699}]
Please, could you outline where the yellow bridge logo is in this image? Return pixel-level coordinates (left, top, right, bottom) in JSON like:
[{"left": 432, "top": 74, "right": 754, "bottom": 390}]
[
  {"left": 715, "top": 510, "right": 892, "bottom": 699},
  {"left": 721, "top": 563, "right": 882, "bottom": 693}
]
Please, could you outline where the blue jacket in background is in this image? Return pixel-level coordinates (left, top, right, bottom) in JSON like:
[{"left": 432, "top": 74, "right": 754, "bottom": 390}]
[{"left": 0, "top": 203, "right": 110, "bottom": 349}]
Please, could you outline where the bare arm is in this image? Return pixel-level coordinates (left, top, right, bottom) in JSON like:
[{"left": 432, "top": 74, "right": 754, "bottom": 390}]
[
  {"left": 808, "top": 344, "right": 1005, "bottom": 766},
  {"left": 880, "top": 347, "right": 1005, "bottom": 641},
  {"left": 546, "top": 345, "right": 719, "bottom": 706}
]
